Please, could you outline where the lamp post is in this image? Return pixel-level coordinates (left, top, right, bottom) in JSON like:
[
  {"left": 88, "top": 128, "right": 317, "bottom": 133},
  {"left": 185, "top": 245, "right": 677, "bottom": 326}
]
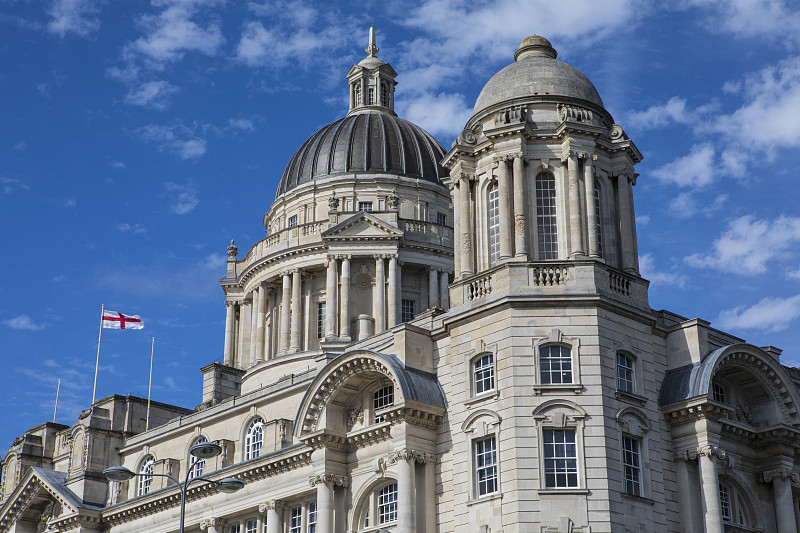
[{"left": 104, "top": 441, "right": 244, "bottom": 533}]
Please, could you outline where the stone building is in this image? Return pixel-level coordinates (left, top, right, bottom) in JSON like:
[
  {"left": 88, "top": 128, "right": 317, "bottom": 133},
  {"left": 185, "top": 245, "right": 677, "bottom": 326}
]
[{"left": 2, "top": 31, "right": 800, "bottom": 533}]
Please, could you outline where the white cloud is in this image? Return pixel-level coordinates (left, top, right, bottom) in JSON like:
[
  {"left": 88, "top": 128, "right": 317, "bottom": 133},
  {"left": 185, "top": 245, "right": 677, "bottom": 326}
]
[
  {"left": 163, "top": 182, "right": 199, "bottom": 214},
  {"left": 684, "top": 0, "right": 800, "bottom": 48},
  {"left": 202, "top": 252, "right": 227, "bottom": 270},
  {"left": 3, "top": 315, "right": 47, "bottom": 331},
  {"left": 134, "top": 123, "right": 207, "bottom": 160},
  {"left": 685, "top": 215, "right": 800, "bottom": 274},
  {"left": 667, "top": 192, "right": 727, "bottom": 218},
  {"left": 637, "top": 214, "right": 650, "bottom": 225},
  {"left": 111, "top": 161, "right": 126, "bottom": 169},
  {"left": 228, "top": 118, "right": 255, "bottom": 132},
  {"left": 124, "top": 80, "right": 179, "bottom": 110},
  {"left": 715, "top": 294, "right": 800, "bottom": 332},
  {"left": 13, "top": 142, "right": 27, "bottom": 151},
  {"left": 639, "top": 253, "right": 685, "bottom": 287},
  {"left": 1, "top": 177, "right": 30, "bottom": 195},
  {"left": 396, "top": 91, "right": 473, "bottom": 138},
  {"left": 47, "top": 0, "right": 103, "bottom": 38},
  {"left": 117, "top": 223, "right": 148, "bottom": 234},
  {"left": 625, "top": 96, "right": 692, "bottom": 130},
  {"left": 651, "top": 143, "right": 716, "bottom": 188}
]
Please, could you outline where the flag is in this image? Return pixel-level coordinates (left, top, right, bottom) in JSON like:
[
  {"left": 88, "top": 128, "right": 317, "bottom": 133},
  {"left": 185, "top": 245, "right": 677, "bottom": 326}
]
[{"left": 102, "top": 310, "right": 144, "bottom": 330}]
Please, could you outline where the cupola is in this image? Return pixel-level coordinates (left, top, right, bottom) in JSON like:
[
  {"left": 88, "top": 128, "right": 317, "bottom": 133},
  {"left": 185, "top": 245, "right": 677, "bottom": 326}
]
[{"left": 346, "top": 27, "right": 397, "bottom": 115}]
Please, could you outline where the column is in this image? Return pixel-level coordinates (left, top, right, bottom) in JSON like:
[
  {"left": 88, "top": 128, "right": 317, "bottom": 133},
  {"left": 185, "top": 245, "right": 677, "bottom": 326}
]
[
  {"left": 290, "top": 269, "right": 302, "bottom": 352},
  {"left": 424, "top": 454, "right": 436, "bottom": 533},
  {"left": 280, "top": 273, "right": 291, "bottom": 352},
  {"left": 496, "top": 157, "right": 512, "bottom": 260},
  {"left": 567, "top": 153, "right": 585, "bottom": 257},
  {"left": 223, "top": 302, "right": 235, "bottom": 366},
  {"left": 512, "top": 154, "right": 529, "bottom": 259},
  {"left": 340, "top": 255, "right": 351, "bottom": 340},
  {"left": 617, "top": 173, "right": 636, "bottom": 272},
  {"left": 325, "top": 256, "right": 338, "bottom": 339},
  {"left": 237, "top": 300, "right": 247, "bottom": 367},
  {"left": 674, "top": 451, "right": 696, "bottom": 533},
  {"left": 396, "top": 451, "right": 417, "bottom": 533},
  {"left": 259, "top": 500, "right": 285, "bottom": 533},
  {"left": 440, "top": 271, "right": 449, "bottom": 310},
  {"left": 583, "top": 154, "right": 599, "bottom": 257},
  {"left": 764, "top": 469, "right": 799, "bottom": 533},
  {"left": 697, "top": 447, "right": 724, "bottom": 533},
  {"left": 374, "top": 255, "right": 385, "bottom": 333},
  {"left": 313, "top": 477, "right": 334, "bottom": 533},
  {"left": 264, "top": 290, "right": 273, "bottom": 360},
  {"left": 388, "top": 255, "right": 399, "bottom": 327},
  {"left": 200, "top": 517, "right": 221, "bottom": 533},
  {"left": 249, "top": 293, "right": 258, "bottom": 366},
  {"left": 452, "top": 184, "right": 461, "bottom": 279},
  {"left": 256, "top": 284, "right": 267, "bottom": 362},
  {"left": 428, "top": 267, "right": 439, "bottom": 308},
  {"left": 458, "top": 176, "right": 473, "bottom": 277}
]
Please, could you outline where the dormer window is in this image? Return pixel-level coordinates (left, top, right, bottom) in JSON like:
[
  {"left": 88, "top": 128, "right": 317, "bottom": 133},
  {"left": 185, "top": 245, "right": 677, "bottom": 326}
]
[{"left": 712, "top": 382, "right": 726, "bottom": 403}]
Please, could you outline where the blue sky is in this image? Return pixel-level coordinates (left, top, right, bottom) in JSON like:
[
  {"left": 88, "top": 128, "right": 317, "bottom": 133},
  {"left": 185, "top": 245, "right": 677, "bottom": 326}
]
[{"left": 2, "top": 0, "right": 800, "bottom": 455}]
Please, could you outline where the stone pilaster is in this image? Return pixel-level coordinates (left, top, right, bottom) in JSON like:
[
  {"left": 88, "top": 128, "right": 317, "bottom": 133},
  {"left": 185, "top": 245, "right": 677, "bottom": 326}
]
[
  {"left": 512, "top": 154, "right": 528, "bottom": 260},
  {"left": 339, "top": 255, "right": 351, "bottom": 340},
  {"left": 566, "top": 152, "right": 585, "bottom": 258},
  {"left": 617, "top": 173, "right": 636, "bottom": 272},
  {"left": 280, "top": 273, "right": 291, "bottom": 352},
  {"left": 223, "top": 301, "right": 235, "bottom": 366},
  {"left": 428, "top": 267, "right": 439, "bottom": 309},
  {"left": 495, "top": 156, "right": 512, "bottom": 260},
  {"left": 582, "top": 153, "right": 600, "bottom": 257},
  {"left": 439, "top": 270, "right": 449, "bottom": 310},
  {"left": 458, "top": 175, "right": 473, "bottom": 277},
  {"left": 761, "top": 468, "right": 799, "bottom": 533},
  {"left": 388, "top": 255, "right": 399, "bottom": 327},
  {"left": 259, "top": 500, "right": 286, "bottom": 533},
  {"left": 374, "top": 255, "right": 385, "bottom": 333},
  {"left": 290, "top": 269, "right": 302, "bottom": 352}
]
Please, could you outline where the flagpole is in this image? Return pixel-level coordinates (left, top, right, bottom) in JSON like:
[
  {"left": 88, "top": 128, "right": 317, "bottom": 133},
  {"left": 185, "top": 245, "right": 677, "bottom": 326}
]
[
  {"left": 92, "top": 304, "right": 104, "bottom": 405},
  {"left": 53, "top": 379, "right": 61, "bottom": 423},
  {"left": 146, "top": 337, "right": 154, "bottom": 431}
]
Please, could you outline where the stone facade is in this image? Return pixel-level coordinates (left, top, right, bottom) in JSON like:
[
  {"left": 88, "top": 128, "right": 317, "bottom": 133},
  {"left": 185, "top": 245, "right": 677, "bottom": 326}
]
[{"left": 2, "top": 32, "right": 800, "bottom": 533}]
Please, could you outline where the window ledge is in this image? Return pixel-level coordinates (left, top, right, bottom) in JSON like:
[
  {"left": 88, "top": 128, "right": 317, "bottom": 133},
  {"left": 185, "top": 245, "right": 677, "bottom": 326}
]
[
  {"left": 464, "top": 390, "right": 500, "bottom": 406},
  {"left": 537, "top": 488, "right": 590, "bottom": 495},
  {"left": 533, "top": 384, "right": 583, "bottom": 395},
  {"left": 615, "top": 389, "right": 647, "bottom": 405},
  {"left": 467, "top": 492, "right": 503, "bottom": 506},
  {"left": 621, "top": 492, "right": 654, "bottom": 505}
]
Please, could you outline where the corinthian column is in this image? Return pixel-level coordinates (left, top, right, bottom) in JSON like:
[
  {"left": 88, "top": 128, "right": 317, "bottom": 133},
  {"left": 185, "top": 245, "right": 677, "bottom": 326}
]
[
  {"left": 249, "top": 293, "right": 258, "bottom": 365},
  {"left": 583, "top": 154, "right": 600, "bottom": 257},
  {"left": 396, "top": 450, "right": 417, "bottom": 533},
  {"left": 512, "top": 154, "right": 528, "bottom": 260},
  {"left": 290, "top": 269, "right": 302, "bottom": 352},
  {"left": 388, "top": 255, "right": 399, "bottom": 327},
  {"left": 697, "top": 447, "right": 724, "bottom": 533},
  {"left": 763, "top": 468, "right": 799, "bottom": 533},
  {"left": 374, "top": 255, "right": 385, "bottom": 333},
  {"left": 259, "top": 500, "right": 285, "bottom": 533},
  {"left": 256, "top": 284, "right": 266, "bottom": 362},
  {"left": 458, "top": 176, "right": 472, "bottom": 277},
  {"left": 617, "top": 173, "right": 636, "bottom": 272},
  {"left": 567, "top": 153, "right": 585, "bottom": 257},
  {"left": 264, "top": 289, "right": 273, "bottom": 360},
  {"left": 339, "top": 255, "right": 351, "bottom": 340},
  {"left": 279, "top": 273, "right": 291, "bottom": 353},
  {"left": 496, "top": 157, "right": 511, "bottom": 260},
  {"left": 673, "top": 451, "right": 696, "bottom": 533},
  {"left": 223, "top": 301, "right": 235, "bottom": 366},
  {"left": 325, "top": 256, "right": 338, "bottom": 339}
]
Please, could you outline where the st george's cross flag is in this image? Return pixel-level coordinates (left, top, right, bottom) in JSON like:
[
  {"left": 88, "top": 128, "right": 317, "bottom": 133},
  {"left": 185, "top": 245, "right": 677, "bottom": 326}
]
[{"left": 102, "top": 310, "right": 144, "bottom": 330}]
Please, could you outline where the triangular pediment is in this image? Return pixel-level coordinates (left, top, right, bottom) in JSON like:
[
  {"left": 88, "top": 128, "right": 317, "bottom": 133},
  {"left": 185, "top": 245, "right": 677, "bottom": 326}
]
[
  {"left": 0, "top": 468, "right": 87, "bottom": 533},
  {"left": 322, "top": 212, "right": 402, "bottom": 242}
]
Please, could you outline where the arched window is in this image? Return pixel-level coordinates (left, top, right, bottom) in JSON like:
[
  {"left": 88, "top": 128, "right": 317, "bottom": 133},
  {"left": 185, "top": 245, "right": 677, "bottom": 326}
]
[
  {"left": 487, "top": 183, "right": 500, "bottom": 265},
  {"left": 245, "top": 417, "right": 265, "bottom": 460},
  {"left": 188, "top": 436, "right": 208, "bottom": 479},
  {"left": 536, "top": 172, "right": 558, "bottom": 259},
  {"left": 594, "top": 182, "right": 603, "bottom": 256},
  {"left": 719, "top": 481, "right": 752, "bottom": 527},
  {"left": 357, "top": 482, "right": 398, "bottom": 528},
  {"left": 472, "top": 353, "right": 495, "bottom": 396},
  {"left": 137, "top": 456, "right": 155, "bottom": 496}
]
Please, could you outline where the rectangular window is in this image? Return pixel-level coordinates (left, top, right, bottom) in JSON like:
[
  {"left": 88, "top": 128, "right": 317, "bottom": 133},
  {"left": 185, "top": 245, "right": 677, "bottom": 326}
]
[
  {"left": 536, "top": 173, "right": 558, "bottom": 259},
  {"left": 378, "top": 483, "right": 398, "bottom": 523},
  {"left": 289, "top": 506, "right": 302, "bottom": 533},
  {"left": 437, "top": 212, "right": 447, "bottom": 226},
  {"left": 543, "top": 429, "right": 578, "bottom": 488},
  {"left": 719, "top": 484, "right": 731, "bottom": 520},
  {"left": 288, "top": 215, "right": 298, "bottom": 227},
  {"left": 317, "top": 302, "right": 326, "bottom": 339},
  {"left": 230, "top": 526, "right": 240, "bottom": 533},
  {"left": 358, "top": 201, "right": 373, "bottom": 212},
  {"left": 488, "top": 185, "right": 500, "bottom": 264},
  {"left": 473, "top": 353, "right": 495, "bottom": 395},
  {"left": 373, "top": 385, "right": 394, "bottom": 423},
  {"left": 401, "top": 299, "right": 415, "bottom": 322},
  {"left": 246, "top": 520, "right": 258, "bottom": 533},
  {"left": 594, "top": 183, "right": 603, "bottom": 256},
  {"left": 308, "top": 502, "right": 317, "bottom": 533},
  {"left": 712, "top": 382, "right": 726, "bottom": 403},
  {"left": 616, "top": 353, "right": 635, "bottom": 393},
  {"left": 380, "top": 83, "right": 388, "bottom": 106},
  {"left": 475, "top": 436, "right": 498, "bottom": 496},
  {"left": 539, "top": 345, "right": 572, "bottom": 385},
  {"left": 368, "top": 87, "right": 375, "bottom": 106},
  {"left": 622, "top": 436, "right": 641, "bottom": 496}
]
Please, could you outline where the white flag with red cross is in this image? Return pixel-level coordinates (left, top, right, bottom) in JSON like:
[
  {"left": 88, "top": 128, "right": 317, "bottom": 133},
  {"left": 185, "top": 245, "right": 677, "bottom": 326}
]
[{"left": 102, "top": 310, "right": 144, "bottom": 330}]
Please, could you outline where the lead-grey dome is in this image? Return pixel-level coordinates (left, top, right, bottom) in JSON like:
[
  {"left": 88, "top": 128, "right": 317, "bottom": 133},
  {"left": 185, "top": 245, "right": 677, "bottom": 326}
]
[
  {"left": 473, "top": 36, "right": 604, "bottom": 117},
  {"left": 276, "top": 111, "right": 448, "bottom": 198}
]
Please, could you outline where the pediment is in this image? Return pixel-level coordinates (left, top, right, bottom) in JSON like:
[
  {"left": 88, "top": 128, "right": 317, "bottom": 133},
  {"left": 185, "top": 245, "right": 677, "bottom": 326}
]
[
  {"left": 322, "top": 212, "right": 402, "bottom": 242},
  {"left": 0, "top": 468, "right": 84, "bottom": 533}
]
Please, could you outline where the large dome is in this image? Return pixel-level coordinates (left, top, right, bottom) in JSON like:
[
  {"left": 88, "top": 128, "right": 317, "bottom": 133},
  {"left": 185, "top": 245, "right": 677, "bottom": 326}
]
[
  {"left": 276, "top": 111, "right": 448, "bottom": 198},
  {"left": 473, "top": 36, "right": 604, "bottom": 117}
]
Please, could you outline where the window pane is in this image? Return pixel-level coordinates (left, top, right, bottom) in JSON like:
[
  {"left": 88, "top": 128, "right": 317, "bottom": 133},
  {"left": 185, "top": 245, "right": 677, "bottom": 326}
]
[
  {"left": 358, "top": 201, "right": 373, "bottom": 212},
  {"left": 622, "top": 436, "right": 641, "bottom": 496},
  {"left": 488, "top": 185, "right": 500, "bottom": 264},
  {"left": 137, "top": 457, "right": 154, "bottom": 496},
  {"left": 473, "top": 353, "right": 495, "bottom": 395},
  {"left": 189, "top": 437, "right": 208, "bottom": 479},
  {"left": 246, "top": 520, "right": 258, "bottom": 533},
  {"left": 539, "top": 345, "right": 572, "bottom": 385},
  {"left": 308, "top": 502, "right": 317, "bottom": 533},
  {"left": 378, "top": 483, "right": 398, "bottom": 523},
  {"left": 290, "top": 506, "right": 302, "bottom": 533},
  {"left": 402, "top": 299, "right": 415, "bottom": 323},
  {"left": 543, "top": 429, "right": 578, "bottom": 488},
  {"left": 317, "top": 302, "right": 326, "bottom": 339},
  {"left": 616, "top": 353, "right": 635, "bottom": 393},
  {"left": 246, "top": 417, "right": 265, "bottom": 460},
  {"left": 373, "top": 386, "right": 394, "bottom": 423},
  {"left": 536, "top": 173, "right": 558, "bottom": 259},
  {"left": 594, "top": 183, "right": 603, "bottom": 256},
  {"left": 719, "top": 484, "right": 731, "bottom": 520},
  {"left": 475, "top": 436, "right": 498, "bottom": 496}
]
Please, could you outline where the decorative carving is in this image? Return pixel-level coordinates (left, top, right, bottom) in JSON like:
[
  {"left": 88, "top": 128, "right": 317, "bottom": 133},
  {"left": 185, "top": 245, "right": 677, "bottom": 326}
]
[
  {"left": 226, "top": 239, "right": 238, "bottom": 258},
  {"left": 309, "top": 473, "right": 351, "bottom": 488},
  {"left": 610, "top": 124, "right": 626, "bottom": 140},
  {"left": 200, "top": 517, "right": 221, "bottom": 530},
  {"left": 37, "top": 500, "right": 60, "bottom": 532},
  {"left": 259, "top": 500, "right": 286, "bottom": 513},
  {"left": 457, "top": 128, "right": 477, "bottom": 145},
  {"left": 495, "top": 106, "right": 527, "bottom": 124},
  {"left": 386, "top": 192, "right": 399, "bottom": 210},
  {"left": 735, "top": 400, "right": 753, "bottom": 423},
  {"left": 761, "top": 468, "right": 800, "bottom": 484},
  {"left": 515, "top": 213, "right": 526, "bottom": 233},
  {"left": 462, "top": 233, "right": 471, "bottom": 255},
  {"left": 347, "top": 401, "right": 364, "bottom": 430},
  {"left": 559, "top": 104, "right": 593, "bottom": 123},
  {"left": 328, "top": 192, "right": 340, "bottom": 211}
]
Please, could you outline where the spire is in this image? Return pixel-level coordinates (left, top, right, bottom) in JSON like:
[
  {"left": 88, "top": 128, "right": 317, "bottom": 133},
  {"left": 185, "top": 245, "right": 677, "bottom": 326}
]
[{"left": 366, "top": 26, "right": 379, "bottom": 56}]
